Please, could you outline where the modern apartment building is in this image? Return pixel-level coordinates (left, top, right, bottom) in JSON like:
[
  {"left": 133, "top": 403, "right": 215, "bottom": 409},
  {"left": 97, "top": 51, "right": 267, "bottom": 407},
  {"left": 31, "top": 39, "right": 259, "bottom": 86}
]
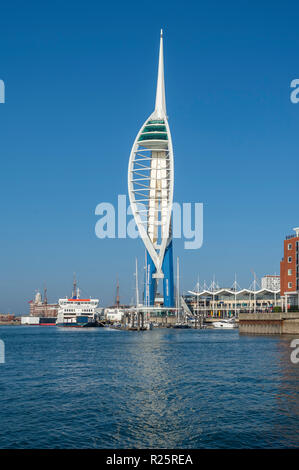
[{"left": 261, "top": 275, "right": 280, "bottom": 291}]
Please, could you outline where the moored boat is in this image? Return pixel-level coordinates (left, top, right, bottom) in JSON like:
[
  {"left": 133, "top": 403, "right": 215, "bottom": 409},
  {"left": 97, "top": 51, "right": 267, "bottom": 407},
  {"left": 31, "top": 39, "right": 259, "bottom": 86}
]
[
  {"left": 213, "top": 318, "right": 238, "bottom": 329},
  {"left": 173, "top": 322, "right": 191, "bottom": 329},
  {"left": 56, "top": 277, "right": 99, "bottom": 327}
]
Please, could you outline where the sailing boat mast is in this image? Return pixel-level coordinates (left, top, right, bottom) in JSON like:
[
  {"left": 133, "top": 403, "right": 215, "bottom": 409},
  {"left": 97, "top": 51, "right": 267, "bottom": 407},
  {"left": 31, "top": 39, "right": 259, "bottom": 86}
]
[
  {"left": 176, "top": 257, "right": 180, "bottom": 320},
  {"left": 135, "top": 258, "right": 139, "bottom": 307},
  {"left": 116, "top": 278, "right": 120, "bottom": 308}
]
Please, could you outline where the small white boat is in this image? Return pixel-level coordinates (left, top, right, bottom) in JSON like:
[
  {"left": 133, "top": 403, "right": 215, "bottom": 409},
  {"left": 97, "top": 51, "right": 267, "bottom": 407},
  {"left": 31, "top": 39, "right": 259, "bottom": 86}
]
[
  {"left": 213, "top": 318, "right": 238, "bottom": 329},
  {"left": 173, "top": 322, "right": 191, "bottom": 329}
]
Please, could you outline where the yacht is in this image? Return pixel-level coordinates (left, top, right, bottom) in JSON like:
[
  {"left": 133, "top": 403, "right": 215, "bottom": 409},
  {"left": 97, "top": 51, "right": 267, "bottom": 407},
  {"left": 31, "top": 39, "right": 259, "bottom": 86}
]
[{"left": 213, "top": 318, "right": 238, "bottom": 329}]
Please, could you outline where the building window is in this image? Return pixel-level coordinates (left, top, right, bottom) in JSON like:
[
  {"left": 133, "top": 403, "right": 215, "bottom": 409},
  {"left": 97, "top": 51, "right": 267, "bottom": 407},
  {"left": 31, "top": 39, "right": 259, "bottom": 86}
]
[
  {"left": 288, "top": 243, "right": 292, "bottom": 250},
  {"left": 288, "top": 282, "right": 292, "bottom": 289},
  {"left": 288, "top": 256, "right": 292, "bottom": 263},
  {"left": 288, "top": 269, "right": 292, "bottom": 275}
]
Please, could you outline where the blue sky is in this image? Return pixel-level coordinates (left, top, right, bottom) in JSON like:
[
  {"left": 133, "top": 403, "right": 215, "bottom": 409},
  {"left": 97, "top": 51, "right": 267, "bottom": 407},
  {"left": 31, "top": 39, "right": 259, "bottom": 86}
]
[{"left": 0, "top": 0, "right": 298, "bottom": 313}]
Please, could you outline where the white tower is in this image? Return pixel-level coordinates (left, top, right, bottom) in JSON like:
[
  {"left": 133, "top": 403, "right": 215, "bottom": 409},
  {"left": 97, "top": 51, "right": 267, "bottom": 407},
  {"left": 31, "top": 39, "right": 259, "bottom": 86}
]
[{"left": 128, "top": 30, "right": 174, "bottom": 306}]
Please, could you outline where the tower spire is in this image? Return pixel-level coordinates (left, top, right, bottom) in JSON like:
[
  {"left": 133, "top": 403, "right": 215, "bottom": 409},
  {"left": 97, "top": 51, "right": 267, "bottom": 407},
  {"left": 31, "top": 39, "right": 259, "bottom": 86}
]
[{"left": 154, "top": 29, "right": 167, "bottom": 118}]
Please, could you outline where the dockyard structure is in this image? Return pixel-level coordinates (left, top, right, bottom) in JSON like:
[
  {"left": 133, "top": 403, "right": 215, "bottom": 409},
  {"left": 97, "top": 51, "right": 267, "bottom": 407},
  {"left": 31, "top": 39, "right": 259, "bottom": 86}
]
[
  {"left": 185, "top": 288, "right": 281, "bottom": 318},
  {"left": 0, "top": 314, "right": 15, "bottom": 322},
  {"left": 280, "top": 227, "right": 299, "bottom": 311},
  {"left": 128, "top": 30, "right": 174, "bottom": 307},
  {"left": 123, "top": 306, "right": 177, "bottom": 327},
  {"left": 0, "top": 314, "right": 20, "bottom": 325},
  {"left": 29, "top": 290, "right": 58, "bottom": 317}
]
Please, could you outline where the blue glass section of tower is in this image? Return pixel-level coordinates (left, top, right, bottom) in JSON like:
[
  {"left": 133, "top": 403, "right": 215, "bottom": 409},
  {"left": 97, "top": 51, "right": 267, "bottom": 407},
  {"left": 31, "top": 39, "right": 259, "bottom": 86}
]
[
  {"left": 162, "top": 240, "right": 174, "bottom": 307},
  {"left": 144, "top": 239, "right": 174, "bottom": 307}
]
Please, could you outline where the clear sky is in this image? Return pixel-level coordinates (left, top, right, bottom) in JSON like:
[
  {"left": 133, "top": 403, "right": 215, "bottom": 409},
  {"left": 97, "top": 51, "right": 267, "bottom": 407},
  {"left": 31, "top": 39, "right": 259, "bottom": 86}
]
[{"left": 0, "top": 0, "right": 298, "bottom": 313}]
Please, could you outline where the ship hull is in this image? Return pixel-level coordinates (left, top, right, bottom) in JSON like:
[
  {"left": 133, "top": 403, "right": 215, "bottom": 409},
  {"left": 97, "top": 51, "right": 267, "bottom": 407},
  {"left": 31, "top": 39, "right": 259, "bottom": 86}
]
[
  {"left": 56, "top": 320, "right": 100, "bottom": 328},
  {"left": 56, "top": 323, "right": 93, "bottom": 328},
  {"left": 39, "top": 317, "right": 57, "bottom": 326}
]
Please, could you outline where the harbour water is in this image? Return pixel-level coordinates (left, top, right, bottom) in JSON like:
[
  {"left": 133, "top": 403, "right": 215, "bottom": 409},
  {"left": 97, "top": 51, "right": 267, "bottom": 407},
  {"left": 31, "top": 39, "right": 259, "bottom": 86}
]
[{"left": 0, "top": 326, "right": 298, "bottom": 449}]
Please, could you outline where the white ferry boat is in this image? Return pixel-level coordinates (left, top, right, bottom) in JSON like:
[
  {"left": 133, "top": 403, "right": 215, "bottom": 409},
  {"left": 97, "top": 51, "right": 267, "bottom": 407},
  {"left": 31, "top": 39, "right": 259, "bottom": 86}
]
[{"left": 56, "top": 279, "right": 99, "bottom": 327}]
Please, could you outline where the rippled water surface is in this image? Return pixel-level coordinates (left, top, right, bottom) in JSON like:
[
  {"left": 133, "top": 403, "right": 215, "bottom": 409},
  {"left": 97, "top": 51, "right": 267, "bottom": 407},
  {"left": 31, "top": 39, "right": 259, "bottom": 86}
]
[{"left": 0, "top": 326, "right": 298, "bottom": 448}]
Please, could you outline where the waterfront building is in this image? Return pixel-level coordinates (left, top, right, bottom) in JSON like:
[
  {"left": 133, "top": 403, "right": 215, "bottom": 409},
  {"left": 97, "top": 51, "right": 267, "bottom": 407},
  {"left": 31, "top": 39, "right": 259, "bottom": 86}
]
[
  {"left": 29, "top": 289, "right": 58, "bottom": 317},
  {"left": 280, "top": 227, "right": 299, "bottom": 310},
  {"left": 0, "top": 314, "right": 15, "bottom": 321},
  {"left": 261, "top": 275, "right": 280, "bottom": 291},
  {"left": 185, "top": 287, "right": 281, "bottom": 318},
  {"left": 128, "top": 30, "right": 174, "bottom": 307},
  {"left": 0, "top": 314, "right": 19, "bottom": 325},
  {"left": 105, "top": 308, "right": 124, "bottom": 322}
]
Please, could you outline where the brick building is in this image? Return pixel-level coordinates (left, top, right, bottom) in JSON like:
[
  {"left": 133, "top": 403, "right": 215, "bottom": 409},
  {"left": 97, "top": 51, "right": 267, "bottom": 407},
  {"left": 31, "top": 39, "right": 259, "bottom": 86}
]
[{"left": 280, "top": 227, "right": 299, "bottom": 310}]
